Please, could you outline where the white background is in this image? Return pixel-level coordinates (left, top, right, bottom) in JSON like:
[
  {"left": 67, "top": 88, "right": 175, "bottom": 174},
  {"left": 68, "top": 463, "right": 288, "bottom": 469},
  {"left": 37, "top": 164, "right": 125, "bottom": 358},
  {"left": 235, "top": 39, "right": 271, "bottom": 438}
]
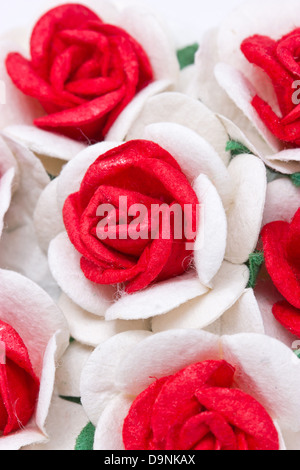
[{"left": 0, "top": 0, "right": 245, "bottom": 45}]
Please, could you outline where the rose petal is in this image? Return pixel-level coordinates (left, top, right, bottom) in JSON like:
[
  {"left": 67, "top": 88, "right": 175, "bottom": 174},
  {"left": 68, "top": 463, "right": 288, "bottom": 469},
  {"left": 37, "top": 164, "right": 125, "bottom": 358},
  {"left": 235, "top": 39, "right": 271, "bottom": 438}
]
[
  {"left": 0, "top": 168, "right": 14, "bottom": 236},
  {"left": 205, "top": 288, "right": 265, "bottom": 336},
  {"left": 116, "top": 330, "right": 220, "bottom": 396},
  {"left": 272, "top": 301, "right": 300, "bottom": 337},
  {"left": 105, "top": 272, "right": 208, "bottom": 321},
  {"left": 2, "top": 125, "right": 85, "bottom": 162},
  {"left": 56, "top": 142, "right": 119, "bottom": 212},
  {"left": 0, "top": 40, "right": 45, "bottom": 130},
  {"left": 125, "top": 92, "right": 230, "bottom": 166},
  {"left": 49, "top": 232, "right": 116, "bottom": 317},
  {"left": 142, "top": 122, "right": 231, "bottom": 207},
  {"left": 0, "top": 269, "right": 68, "bottom": 377},
  {"left": 261, "top": 221, "right": 300, "bottom": 308},
  {"left": 263, "top": 178, "right": 300, "bottom": 226},
  {"left": 116, "top": 6, "right": 179, "bottom": 81},
  {"left": 151, "top": 262, "right": 249, "bottom": 332},
  {"left": 255, "top": 278, "right": 296, "bottom": 347},
  {"left": 225, "top": 154, "right": 266, "bottom": 264},
  {"left": 105, "top": 80, "right": 172, "bottom": 142},
  {"left": 215, "top": 63, "right": 280, "bottom": 152},
  {"left": 80, "top": 331, "right": 151, "bottom": 425},
  {"left": 94, "top": 395, "right": 131, "bottom": 451},
  {"left": 56, "top": 341, "right": 94, "bottom": 398},
  {"left": 34, "top": 178, "right": 64, "bottom": 253},
  {"left": 24, "top": 395, "right": 89, "bottom": 451},
  {"left": 222, "top": 333, "right": 300, "bottom": 431},
  {"left": 193, "top": 174, "right": 227, "bottom": 286},
  {"left": 58, "top": 293, "right": 150, "bottom": 348}
]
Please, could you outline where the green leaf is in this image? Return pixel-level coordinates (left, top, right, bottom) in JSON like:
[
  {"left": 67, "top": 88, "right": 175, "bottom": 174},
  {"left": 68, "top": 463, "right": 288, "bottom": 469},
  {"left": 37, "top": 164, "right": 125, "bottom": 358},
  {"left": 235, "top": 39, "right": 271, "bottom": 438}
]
[
  {"left": 177, "top": 43, "right": 199, "bottom": 70},
  {"left": 47, "top": 172, "right": 56, "bottom": 181},
  {"left": 226, "top": 140, "right": 253, "bottom": 158},
  {"left": 59, "top": 396, "right": 82, "bottom": 405},
  {"left": 294, "top": 350, "right": 300, "bottom": 359},
  {"left": 75, "top": 422, "right": 96, "bottom": 451},
  {"left": 246, "top": 252, "right": 265, "bottom": 289},
  {"left": 290, "top": 173, "right": 300, "bottom": 187}
]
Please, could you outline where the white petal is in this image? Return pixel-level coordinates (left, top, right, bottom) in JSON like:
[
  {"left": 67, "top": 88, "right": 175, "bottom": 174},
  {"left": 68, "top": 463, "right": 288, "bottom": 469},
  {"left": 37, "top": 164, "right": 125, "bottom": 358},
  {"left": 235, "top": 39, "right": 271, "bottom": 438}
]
[
  {"left": 152, "top": 261, "right": 249, "bottom": 332},
  {"left": 116, "top": 329, "right": 220, "bottom": 396},
  {"left": 0, "top": 424, "right": 45, "bottom": 451},
  {"left": 225, "top": 154, "right": 266, "bottom": 264},
  {"left": 126, "top": 92, "right": 230, "bottom": 166},
  {"left": 0, "top": 269, "right": 69, "bottom": 377},
  {"left": 34, "top": 178, "right": 64, "bottom": 253},
  {"left": 117, "top": 6, "right": 179, "bottom": 81},
  {"left": 255, "top": 279, "right": 297, "bottom": 347},
  {"left": 56, "top": 341, "right": 94, "bottom": 398},
  {"left": 2, "top": 125, "right": 86, "bottom": 162},
  {"left": 281, "top": 430, "right": 300, "bottom": 451},
  {"left": 215, "top": 63, "right": 280, "bottom": 152},
  {"left": 105, "top": 271, "right": 208, "bottom": 321},
  {"left": 24, "top": 395, "right": 89, "bottom": 451},
  {"left": 142, "top": 122, "right": 231, "bottom": 206},
  {"left": 106, "top": 80, "right": 173, "bottom": 142},
  {"left": 193, "top": 174, "right": 227, "bottom": 285},
  {"left": 0, "top": 168, "right": 14, "bottom": 236},
  {"left": 49, "top": 232, "right": 116, "bottom": 317},
  {"left": 222, "top": 333, "right": 300, "bottom": 431},
  {"left": 56, "top": 142, "right": 118, "bottom": 212},
  {"left": 205, "top": 288, "right": 265, "bottom": 336},
  {"left": 0, "top": 221, "right": 52, "bottom": 288},
  {"left": 36, "top": 333, "right": 63, "bottom": 432},
  {"left": 266, "top": 150, "right": 300, "bottom": 174},
  {"left": 94, "top": 395, "right": 130, "bottom": 451},
  {"left": 192, "top": 27, "right": 257, "bottom": 145},
  {"left": 217, "top": 0, "right": 300, "bottom": 78},
  {"left": 58, "top": 293, "right": 150, "bottom": 348},
  {"left": 81, "top": 331, "right": 151, "bottom": 425},
  {"left": 263, "top": 178, "right": 300, "bottom": 226}
]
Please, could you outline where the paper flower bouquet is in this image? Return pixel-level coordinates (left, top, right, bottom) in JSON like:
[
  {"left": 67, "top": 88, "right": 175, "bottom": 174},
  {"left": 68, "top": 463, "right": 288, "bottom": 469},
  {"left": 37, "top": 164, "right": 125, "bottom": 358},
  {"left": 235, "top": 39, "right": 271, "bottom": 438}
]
[{"left": 0, "top": 0, "right": 299, "bottom": 451}]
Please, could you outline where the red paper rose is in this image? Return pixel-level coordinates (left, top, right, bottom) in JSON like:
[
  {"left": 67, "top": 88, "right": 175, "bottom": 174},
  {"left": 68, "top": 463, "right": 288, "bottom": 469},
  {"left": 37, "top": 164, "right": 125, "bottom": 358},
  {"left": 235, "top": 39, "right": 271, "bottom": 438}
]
[
  {"left": 241, "top": 30, "right": 300, "bottom": 146},
  {"left": 123, "top": 360, "right": 279, "bottom": 450},
  {"left": 63, "top": 140, "right": 199, "bottom": 294},
  {"left": 0, "top": 320, "right": 39, "bottom": 436},
  {"left": 261, "top": 207, "right": 300, "bottom": 336},
  {"left": 5, "top": 4, "right": 154, "bottom": 142}
]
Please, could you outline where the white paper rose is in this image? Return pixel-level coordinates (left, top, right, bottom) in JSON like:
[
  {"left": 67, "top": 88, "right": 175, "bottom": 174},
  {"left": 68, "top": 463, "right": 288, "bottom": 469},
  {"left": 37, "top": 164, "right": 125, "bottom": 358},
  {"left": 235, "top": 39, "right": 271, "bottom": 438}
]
[
  {"left": 80, "top": 329, "right": 300, "bottom": 450},
  {"left": 189, "top": 0, "right": 300, "bottom": 174},
  {"left": 0, "top": 0, "right": 179, "bottom": 175},
  {"left": 0, "top": 268, "right": 69, "bottom": 450},
  {"left": 0, "top": 134, "right": 56, "bottom": 293},
  {"left": 35, "top": 92, "right": 267, "bottom": 346}
]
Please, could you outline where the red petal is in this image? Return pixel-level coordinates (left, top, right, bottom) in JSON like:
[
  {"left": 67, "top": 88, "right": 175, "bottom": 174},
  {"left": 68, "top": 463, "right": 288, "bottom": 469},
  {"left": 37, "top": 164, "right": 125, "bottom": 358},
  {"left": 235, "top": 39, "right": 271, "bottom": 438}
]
[
  {"left": 286, "top": 207, "right": 300, "bottom": 277},
  {"left": 261, "top": 221, "right": 300, "bottom": 308},
  {"left": 178, "top": 411, "right": 237, "bottom": 450},
  {"left": 30, "top": 4, "right": 101, "bottom": 79},
  {"left": 273, "top": 300, "right": 300, "bottom": 337},
  {"left": 5, "top": 53, "right": 80, "bottom": 109},
  {"left": 34, "top": 87, "right": 125, "bottom": 128},
  {"left": 150, "top": 361, "right": 235, "bottom": 449},
  {"left": 0, "top": 321, "right": 39, "bottom": 435},
  {"left": 276, "top": 34, "right": 300, "bottom": 78},
  {"left": 195, "top": 388, "right": 279, "bottom": 451},
  {"left": 123, "top": 377, "right": 169, "bottom": 450},
  {"left": 241, "top": 35, "right": 294, "bottom": 116}
]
